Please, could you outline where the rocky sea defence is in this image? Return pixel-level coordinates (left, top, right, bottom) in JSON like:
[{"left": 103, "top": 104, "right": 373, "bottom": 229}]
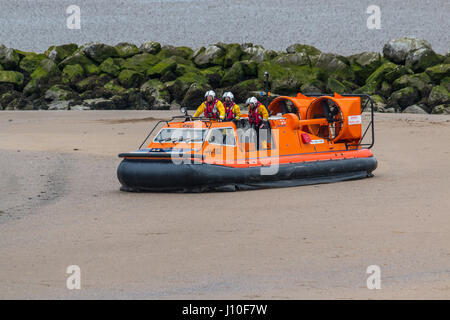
[{"left": 0, "top": 38, "right": 448, "bottom": 114}]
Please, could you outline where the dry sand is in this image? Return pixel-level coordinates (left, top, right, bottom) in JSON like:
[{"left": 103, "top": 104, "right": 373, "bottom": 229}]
[{"left": 0, "top": 110, "right": 449, "bottom": 299}]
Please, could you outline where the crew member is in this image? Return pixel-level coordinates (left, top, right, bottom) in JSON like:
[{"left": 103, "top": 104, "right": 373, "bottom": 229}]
[
  {"left": 222, "top": 92, "right": 241, "bottom": 121},
  {"left": 193, "top": 90, "right": 225, "bottom": 120},
  {"left": 247, "top": 97, "right": 270, "bottom": 149}
]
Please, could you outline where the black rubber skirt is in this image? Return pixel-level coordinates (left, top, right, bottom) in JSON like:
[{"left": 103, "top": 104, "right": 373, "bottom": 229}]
[{"left": 117, "top": 156, "right": 378, "bottom": 192}]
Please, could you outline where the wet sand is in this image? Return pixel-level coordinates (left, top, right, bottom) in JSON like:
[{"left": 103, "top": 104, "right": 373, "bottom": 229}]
[{"left": 0, "top": 110, "right": 450, "bottom": 299}]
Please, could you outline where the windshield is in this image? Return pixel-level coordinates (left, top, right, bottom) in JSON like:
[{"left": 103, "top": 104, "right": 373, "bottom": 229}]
[{"left": 153, "top": 128, "right": 208, "bottom": 143}]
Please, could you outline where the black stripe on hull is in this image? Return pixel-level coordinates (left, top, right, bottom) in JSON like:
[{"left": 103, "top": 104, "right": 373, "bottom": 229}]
[{"left": 117, "top": 157, "right": 377, "bottom": 192}]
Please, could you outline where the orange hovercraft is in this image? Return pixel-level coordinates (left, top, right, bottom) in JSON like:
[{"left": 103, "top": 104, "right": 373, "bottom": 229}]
[{"left": 117, "top": 92, "right": 377, "bottom": 192}]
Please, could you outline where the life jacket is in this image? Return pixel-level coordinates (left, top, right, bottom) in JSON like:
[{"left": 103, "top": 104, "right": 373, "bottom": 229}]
[
  {"left": 248, "top": 102, "right": 263, "bottom": 126},
  {"left": 224, "top": 101, "right": 236, "bottom": 121},
  {"left": 204, "top": 98, "right": 219, "bottom": 119}
]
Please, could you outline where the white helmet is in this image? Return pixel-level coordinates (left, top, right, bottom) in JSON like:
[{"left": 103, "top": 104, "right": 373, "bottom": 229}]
[
  {"left": 222, "top": 91, "right": 234, "bottom": 101},
  {"left": 247, "top": 96, "right": 258, "bottom": 105},
  {"left": 205, "top": 90, "right": 216, "bottom": 98}
]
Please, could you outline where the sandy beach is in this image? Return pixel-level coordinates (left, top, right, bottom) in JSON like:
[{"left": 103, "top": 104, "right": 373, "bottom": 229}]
[{"left": 0, "top": 110, "right": 449, "bottom": 299}]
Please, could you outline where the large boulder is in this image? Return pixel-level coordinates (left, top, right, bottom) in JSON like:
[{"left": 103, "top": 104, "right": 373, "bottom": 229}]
[
  {"left": 30, "top": 59, "right": 60, "bottom": 81},
  {"left": 227, "top": 79, "right": 263, "bottom": 104},
  {"left": 383, "top": 37, "right": 433, "bottom": 65},
  {"left": 157, "top": 45, "right": 193, "bottom": 60},
  {"left": 220, "top": 62, "right": 246, "bottom": 87},
  {"left": 44, "top": 85, "right": 76, "bottom": 101},
  {"left": 139, "top": 41, "right": 161, "bottom": 54},
  {"left": 355, "top": 62, "right": 412, "bottom": 94},
  {"left": 19, "top": 53, "right": 47, "bottom": 74},
  {"left": 140, "top": 79, "right": 171, "bottom": 109},
  {"left": 0, "top": 45, "right": 20, "bottom": 69},
  {"left": 348, "top": 52, "right": 383, "bottom": 85},
  {"left": 193, "top": 45, "right": 226, "bottom": 68},
  {"left": 99, "top": 57, "right": 122, "bottom": 77},
  {"left": 0, "top": 70, "right": 24, "bottom": 86},
  {"left": 121, "top": 53, "right": 160, "bottom": 72},
  {"left": 115, "top": 42, "right": 139, "bottom": 58},
  {"left": 81, "top": 42, "right": 118, "bottom": 63},
  {"left": 241, "top": 44, "right": 274, "bottom": 63},
  {"left": 441, "top": 77, "right": 450, "bottom": 92},
  {"left": 62, "top": 64, "right": 85, "bottom": 85},
  {"left": 402, "top": 104, "right": 428, "bottom": 114},
  {"left": 431, "top": 104, "right": 450, "bottom": 114},
  {"left": 286, "top": 44, "right": 321, "bottom": 56},
  {"left": 425, "top": 64, "right": 450, "bottom": 83},
  {"left": 104, "top": 80, "right": 127, "bottom": 95},
  {"left": 118, "top": 69, "right": 144, "bottom": 88},
  {"left": 314, "top": 53, "right": 353, "bottom": 80},
  {"left": 223, "top": 44, "right": 242, "bottom": 68},
  {"left": 200, "top": 66, "right": 224, "bottom": 88},
  {"left": 428, "top": 85, "right": 450, "bottom": 106},
  {"left": 327, "top": 77, "right": 349, "bottom": 93},
  {"left": 45, "top": 44, "right": 78, "bottom": 63},
  {"left": 273, "top": 53, "right": 310, "bottom": 66},
  {"left": 76, "top": 74, "right": 111, "bottom": 92},
  {"left": 181, "top": 82, "right": 211, "bottom": 109},
  {"left": 392, "top": 73, "right": 432, "bottom": 97},
  {"left": 146, "top": 58, "right": 177, "bottom": 78},
  {"left": 405, "top": 47, "right": 441, "bottom": 72},
  {"left": 387, "top": 87, "right": 420, "bottom": 110}
]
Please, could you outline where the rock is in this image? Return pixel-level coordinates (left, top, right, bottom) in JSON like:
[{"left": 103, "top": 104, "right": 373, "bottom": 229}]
[
  {"left": 140, "top": 41, "right": 161, "bottom": 54},
  {"left": 76, "top": 74, "right": 111, "bottom": 92},
  {"left": 200, "top": 66, "right": 224, "bottom": 88},
  {"left": 402, "top": 104, "right": 428, "bottom": 114},
  {"left": 0, "top": 70, "right": 24, "bottom": 86},
  {"left": 59, "top": 52, "right": 93, "bottom": 68},
  {"left": 300, "top": 79, "right": 325, "bottom": 94},
  {"left": 45, "top": 44, "right": 78, "bottom": 63},
  {"left": 392, "top": 73, "right": 431, "bottom": 97},
  {"left": 286, "top": 44, "right": 321, "bottom": 57},
  {"left": 19, "top": 53, "right": 47, "bottom": 73},
  {"left": 273, "top": 53, "right": 310, "bottom": 66},
  {"left": 81, "top": 42, "right": 118, "bottom": 63},
  {"left": 425, "top": 64, "right": 450, "bottom": 83},
  {"left": 428, "top": 85, "right": 450, "bottom": 106},
  {"left": 84, "top": 63, "right": 101, "bottom": 76},
  {"left": 240, "top": 60, "right": 258, "bottom": 77},
  {"left": 372, "top": 94, "right": 387, "bottom": 112},
  {"left": 405, "top": 47, "right": 441, "bottom": 72},
  {"left": 146, "top": 58, "right": 177, "bottom": 78},
  {"left": 99, "top": 57, "right": 122, "bottom": 77},
  {"left": 379, "top": 81, "right": 392, "bottom": 98},
  {"left": 223, "top": 44, "right": 242, "bottom": 68},
  {"left": 314, "top": 53, "right": 353, "bottom": 80},
  {"left": 387, "top": 87, "right": 420, "bottom": 110},
  {"left": 193, "top": 45, "right": 226, "bottom": 68},
  {"left": 82, "top": 98, "right": 115, "bottom": 110},
  {"left": 228, "top": 79, "right": 263, "bottom": 104},
  {"left": 327, "top": 77, "right": 347, "bottom": 93},
  {"left": 62, "top": 64, "right": 84, "bottom": 85},
  {"left": 241, "top": 44, "right": 271, "bottom": 63},
  {"left": 355, "top": 62, "right": 408, "bottom": 94},
  {"left": 181, "top": 82, "right": 211, "bottom": 109},
  {"left": 70, "top": 105, "right": 91, "bottom": 111},
  {"left": 384, "top": 65, "right": 412, "bottom": 83},
  {"left": 23, "top": 79, "right": 40, "bottom": 96},
  {"left": 441, "top": 77, "right": 450, "bottom": 92},
  {"left": 48, "top": 100, "right": 70, "bottom": 110},
  {"left": 431, "top": 104, "right": 450, "bottom": 114},
  {"left": 221, "top": 62, "right": 245, "bottom": 87},
  {"left": 0, "top": 91, "right": 22, "bottom": 109},
  {"left": 157, "top": 45, "right": 193, "bottom": 60},
  {"left": 118, "top": 69, "right": 144, "bottom": 88},
  {"left": 383, "top": 37, "right": 432, "bottom": 64},
  {"left": 140, "top": 79, "right": 171, "bottom": 110},
  {"left": 121, "top": 53, "right": 160, "bottom": 72},
  {"left": 0, "top": 45, "right": 20, "bottom": 69},
  {"left": 348, "top": 52, "right": 383, "bottom": 85},
  {"left": 384, "top": 107, "right": 396, "bottom": 113},
  {"left": 44, "top": 85, "right": 75, "bottom": 101},
  {"left": 104, "top": 80, "right": 127, "bottom": 95},
  {"left": 115, "top": 42, "right": 139, "bottom": 58}
]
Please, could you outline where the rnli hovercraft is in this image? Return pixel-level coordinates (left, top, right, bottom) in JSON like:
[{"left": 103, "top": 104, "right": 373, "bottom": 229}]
[{"left": 117, "top": 93, "right": 377, "bottom": 192}]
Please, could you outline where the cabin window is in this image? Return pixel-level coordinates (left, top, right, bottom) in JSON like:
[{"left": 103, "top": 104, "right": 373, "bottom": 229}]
[
  {"left": 207, "top": 127, "right": 236, "bottom": 146},
  {"left": 153, "top": 128, "right": 208, "bottom": 143}
]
